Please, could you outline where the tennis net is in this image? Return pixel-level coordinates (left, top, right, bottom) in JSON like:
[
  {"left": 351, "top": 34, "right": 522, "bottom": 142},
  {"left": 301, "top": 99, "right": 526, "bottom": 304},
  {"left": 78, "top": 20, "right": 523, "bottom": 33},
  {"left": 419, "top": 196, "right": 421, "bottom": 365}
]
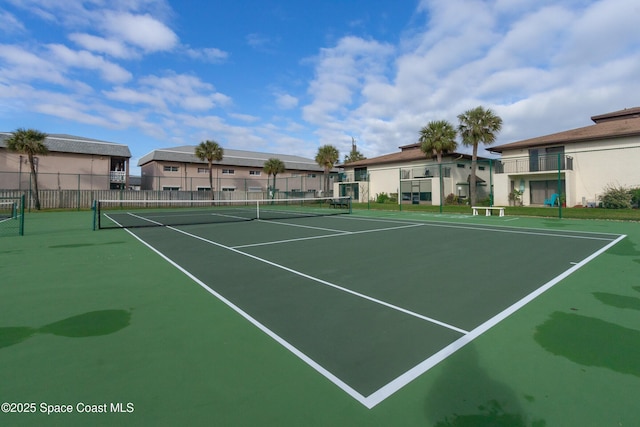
[
  {"left": 0, "top": 201, "right": 16, "bottom": 220},
  {"left": 93, "top": 196, "right": 352, "bottom": 229},
  {"left": 0, "top": 195, "right": 25, "bottom": 236}
]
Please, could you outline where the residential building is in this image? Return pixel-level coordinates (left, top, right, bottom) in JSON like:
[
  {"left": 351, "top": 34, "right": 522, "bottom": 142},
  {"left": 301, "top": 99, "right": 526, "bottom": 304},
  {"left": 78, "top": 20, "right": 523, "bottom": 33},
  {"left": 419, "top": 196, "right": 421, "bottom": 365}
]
[
  {"left": 490, "top": 107, "right": 640, "bottom": 207},
  {"left": 0, "top": 133, "right": 131, "bottom": 190},
  {"left": 137, "top": 146, "right": 333, "bottom": 196},
  {"left": 339, "top": 143, "right": 492, "bottom": 205}
]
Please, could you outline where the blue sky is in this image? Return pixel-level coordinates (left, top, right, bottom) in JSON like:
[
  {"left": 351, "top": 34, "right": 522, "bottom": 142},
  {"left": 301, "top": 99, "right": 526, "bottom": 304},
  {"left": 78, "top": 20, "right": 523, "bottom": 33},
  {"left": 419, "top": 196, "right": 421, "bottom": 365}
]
[{"left": 1, "top": 0, "right": 639, "bottom": 174}]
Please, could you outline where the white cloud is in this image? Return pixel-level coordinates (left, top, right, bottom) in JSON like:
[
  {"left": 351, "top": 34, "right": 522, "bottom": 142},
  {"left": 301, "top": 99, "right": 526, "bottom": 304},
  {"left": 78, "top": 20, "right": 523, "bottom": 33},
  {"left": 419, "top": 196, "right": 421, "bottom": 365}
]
[
  {"left": 102, "top": 12, "right": 178, "bottom": 53},
  {"left": 68, "top": 33, "right": 134, "bottom": 59},
  {"left": 184, "top": 46, "right": 229, "bottom": 62},
  {"left": 0, "top": 9, "right": 25, "bottom": 33},
  {"left": 275, "top": 93, "right": 298, "bottom": 109},
  {"left": 47, "top": 44, "right": 132, "bottom": 83}
]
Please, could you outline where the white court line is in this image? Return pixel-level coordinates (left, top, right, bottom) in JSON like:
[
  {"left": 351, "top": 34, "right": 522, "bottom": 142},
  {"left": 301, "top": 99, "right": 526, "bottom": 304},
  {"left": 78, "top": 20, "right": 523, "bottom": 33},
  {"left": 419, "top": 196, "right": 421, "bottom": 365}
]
[
  {"left": 339, "top": 214, "right": 618, "bottom": 242},
  {"left": 120, "top": 227, "right": 371, "bottom": 408},
  {"left": 122, "top": 215, "right": 626, "bottom": 409},
  {"left": 168, "top": 225, "right": 467, "bottom": 334},
  {"left": 233, "top": 222, "right": 424, "bottom": 249},
  {"left": 363, "top": 233, "right": 627, "bottom": 408}
]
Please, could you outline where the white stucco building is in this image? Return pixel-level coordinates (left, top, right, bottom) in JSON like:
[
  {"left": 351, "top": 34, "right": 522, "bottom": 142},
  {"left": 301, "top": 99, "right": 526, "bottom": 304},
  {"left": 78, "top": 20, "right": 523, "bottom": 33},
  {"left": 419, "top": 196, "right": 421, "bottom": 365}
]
[{"left": 490, "top": 107, "right": 640, "bottom": 207}]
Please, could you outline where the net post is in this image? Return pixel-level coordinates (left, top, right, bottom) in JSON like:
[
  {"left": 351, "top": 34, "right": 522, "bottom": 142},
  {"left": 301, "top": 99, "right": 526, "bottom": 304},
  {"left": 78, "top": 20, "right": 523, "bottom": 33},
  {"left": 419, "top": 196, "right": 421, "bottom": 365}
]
[
  {"left": 92, "top": 199, "right": 97, "bottom": 230},
  {"left": 19, "top": 194, "right": 25, "bottom": 236},
  {"left": 256, "top": 199, "right": 260, "bottom": 220},
  {"left": 348, "top": 196, "right": 352, "bottom": 214}
]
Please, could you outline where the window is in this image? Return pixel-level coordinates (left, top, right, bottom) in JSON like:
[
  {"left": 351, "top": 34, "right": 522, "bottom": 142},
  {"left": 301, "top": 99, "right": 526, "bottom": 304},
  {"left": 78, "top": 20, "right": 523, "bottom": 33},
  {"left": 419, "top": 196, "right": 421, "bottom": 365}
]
[
  {"left": 163, "top": 166, "right": 179, "bottom": 172},
  {"left": 457, "top": 163, "right": 465, "bottom": 168},
  {"left": 222, "top": 169, "right": 235, "bottom": 175},
  {"left": 163, "top": 186, "right": 180, "bottom": 191},
  {"left": 248, "top": 187, "right": 262, "bottom": 192},
  {"left": 249, "top": 170, "right": 261, "bottom": 176},
  {"left": 197, "top": 168, "right": 208, "bottom": 173},
  {"left": 197, "top": 187, "right": 211, "bottom": 191},
  {"left": 307, "top": 173, "right": 316, "bottom": 178},
  {"left": 222, "top": 187, "right": 235, "bottom": 192}
]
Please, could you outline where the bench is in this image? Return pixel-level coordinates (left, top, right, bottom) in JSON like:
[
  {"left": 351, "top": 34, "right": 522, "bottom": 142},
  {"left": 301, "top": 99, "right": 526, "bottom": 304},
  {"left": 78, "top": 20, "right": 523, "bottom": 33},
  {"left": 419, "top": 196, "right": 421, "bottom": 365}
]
[
  {"left": 472, "top": 206, "right": 505, "bottom": 217},
  {"left": 329, "top": 198, "right": 350, "bottom": 208}
]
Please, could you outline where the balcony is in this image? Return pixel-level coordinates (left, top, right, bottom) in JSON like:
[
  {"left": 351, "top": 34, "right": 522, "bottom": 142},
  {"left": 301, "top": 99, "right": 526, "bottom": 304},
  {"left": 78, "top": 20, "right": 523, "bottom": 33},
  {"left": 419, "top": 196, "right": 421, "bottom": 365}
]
[
  {"left": 400, "top": 166, "right": 451, "bottom": 180},
  {"left": 495, "top": 155, "right": 573, "bottom": 174},
  {"left": 110, "top": 170, "right": 126, "bottom": 183}
]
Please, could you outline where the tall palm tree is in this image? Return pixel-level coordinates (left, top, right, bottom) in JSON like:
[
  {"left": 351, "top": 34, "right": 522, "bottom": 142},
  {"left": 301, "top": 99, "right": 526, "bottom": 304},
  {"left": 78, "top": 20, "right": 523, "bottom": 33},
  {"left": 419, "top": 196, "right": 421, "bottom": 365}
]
[
  {"left": 343, "top": 137, "right": 366, "bottom": 164},
  {"left": 6, "top": 128, "right": 48, "bottom": 210},
  {"left": 263, "top": 158, "right": 285, "bottom": 199},
  {"left": 419, "top": 120, "right": 457, "bottom": 204},
  {"left": 194, "top": 140, "right": 223, "bottom": 199},
  {"left": 457, "top": 106, "right": 503, "bottom": 206},
  {"left": 315, "top": 144, "right": 339, "bottom": 196}
]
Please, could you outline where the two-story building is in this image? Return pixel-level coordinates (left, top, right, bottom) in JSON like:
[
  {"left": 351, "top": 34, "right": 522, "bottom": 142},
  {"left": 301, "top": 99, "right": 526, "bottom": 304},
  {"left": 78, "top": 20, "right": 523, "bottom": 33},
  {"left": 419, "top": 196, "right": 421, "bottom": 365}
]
[
  {"left": 0, "top": 133, "right": 131, "bottom": 190},
  {"left": 137, "top": 146, "right": 333, "bottom": 197},
  {"left": 339, "top": 143, "right": 492, "bottom": 205},
  {"left": 490, "top": 107, "right": 640, "bottom": 207}
]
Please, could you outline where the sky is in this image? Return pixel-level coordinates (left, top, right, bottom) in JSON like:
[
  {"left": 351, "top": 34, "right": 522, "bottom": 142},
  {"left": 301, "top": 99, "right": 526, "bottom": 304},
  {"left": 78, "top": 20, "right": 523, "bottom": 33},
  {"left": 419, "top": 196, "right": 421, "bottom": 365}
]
[{"left": 1, "top": 0, "right": 639, "bottom": 174}]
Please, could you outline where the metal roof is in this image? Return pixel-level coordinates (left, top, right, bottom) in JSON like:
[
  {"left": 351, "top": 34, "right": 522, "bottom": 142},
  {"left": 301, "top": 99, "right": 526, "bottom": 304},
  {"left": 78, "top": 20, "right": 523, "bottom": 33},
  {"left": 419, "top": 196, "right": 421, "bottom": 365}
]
[
  {"left": 0, "top": 132, "right": 131, "bottom": 157},
  {"left": 138, "top": 146, "right": 329, "bottom": 172}
]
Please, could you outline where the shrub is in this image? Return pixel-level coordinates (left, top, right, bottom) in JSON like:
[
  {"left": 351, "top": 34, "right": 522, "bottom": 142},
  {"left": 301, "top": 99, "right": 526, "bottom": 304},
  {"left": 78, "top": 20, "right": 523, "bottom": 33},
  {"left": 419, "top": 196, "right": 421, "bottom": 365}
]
[
  {"left": 599, "top": 184, "right": 632, "bottom": 209},
  {"left": 444, "top": 193, "right": 458, "bottom": 205},
  {"left": 630, "top": 187, "right": 640, "bottom": 208},
  {"left": 375, "top": 192, "right": 390, "bottom": 203}
]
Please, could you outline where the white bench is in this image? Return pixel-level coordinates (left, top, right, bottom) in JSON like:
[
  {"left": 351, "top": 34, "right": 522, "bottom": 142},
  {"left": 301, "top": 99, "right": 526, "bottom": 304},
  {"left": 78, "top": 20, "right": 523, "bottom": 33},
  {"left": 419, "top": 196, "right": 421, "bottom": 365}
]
[{"left": 472, "top": 206, "right": 505, "bottom": 217}]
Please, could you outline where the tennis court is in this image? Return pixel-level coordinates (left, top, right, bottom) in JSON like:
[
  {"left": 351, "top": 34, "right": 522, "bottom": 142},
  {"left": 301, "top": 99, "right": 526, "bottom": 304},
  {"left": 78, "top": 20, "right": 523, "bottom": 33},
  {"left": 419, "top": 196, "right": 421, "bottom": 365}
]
[
  {"left": 2, "top": 205, "right": 639, "bottom": 426},
  {"left": 98, "top": 199, "right": 623, "bottom": 408}
]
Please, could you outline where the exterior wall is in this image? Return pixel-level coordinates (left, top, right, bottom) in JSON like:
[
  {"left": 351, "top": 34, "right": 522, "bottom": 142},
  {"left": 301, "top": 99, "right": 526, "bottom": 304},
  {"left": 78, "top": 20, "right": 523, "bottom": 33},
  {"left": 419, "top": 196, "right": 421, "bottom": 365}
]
[
  {"left": 140, "top": 160, "right": 324, "bottom": 193},
  {"left": 340, "top": 158, "right": 493, "bottom": 205},
  {"left": 494, "top": 136, "right": 640, "bottom": 206},
  {"left": 0, "top": 150, "right": 117, "bottom": 190}
]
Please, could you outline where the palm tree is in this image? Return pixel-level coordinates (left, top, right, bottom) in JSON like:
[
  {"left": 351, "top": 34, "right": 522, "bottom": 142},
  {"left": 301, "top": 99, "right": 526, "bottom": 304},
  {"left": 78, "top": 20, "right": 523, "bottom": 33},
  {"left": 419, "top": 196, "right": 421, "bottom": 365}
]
[
  {"left": 194, "top": 140, "right": 223, "bottom": 199},
  {"left": 6, "top": 128, "right": 48, "bottom": 210},
  {"left": 343, "top": 137, "right": 366, "bottom": 164},
  {"left": 315, "top": 144, "right": 339, "bottom": 196},
  {"left": 263, "top": 158, "right": 285, "bottom": 199},
  {"left": 457, "top": 106, "right": 503, "bottom": 206},
  {"left": 419, "top": 120, "right": 457, "bottom": 204}
]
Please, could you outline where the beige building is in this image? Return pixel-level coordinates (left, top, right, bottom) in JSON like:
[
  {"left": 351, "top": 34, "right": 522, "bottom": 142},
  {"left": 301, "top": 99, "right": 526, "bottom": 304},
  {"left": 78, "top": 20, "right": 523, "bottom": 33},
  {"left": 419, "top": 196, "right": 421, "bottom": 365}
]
[
  {"left": 137, "top": 146, "right": 333, "bottom": 197},
  {"left": 339, "top": 143, "right": 492, "bottom": 205},
  {"left": 490, "top": 107, "right": 640, "bottom": 207},
  {"left": 0, "top": 133, "right": 131, "bottom": 190}
]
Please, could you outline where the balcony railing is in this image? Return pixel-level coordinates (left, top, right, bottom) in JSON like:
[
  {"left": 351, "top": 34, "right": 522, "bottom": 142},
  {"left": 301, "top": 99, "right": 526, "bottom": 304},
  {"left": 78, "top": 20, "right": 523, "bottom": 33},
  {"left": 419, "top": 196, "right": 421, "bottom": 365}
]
[
  {"left": 495, "top": 155, "right": 573, "bottom": 174},
  {"left": 400, "top": 166, "right": 451, "bottom": 180},
  {"left": 110, "top": 170, "right": 126, "bottom": 183}
]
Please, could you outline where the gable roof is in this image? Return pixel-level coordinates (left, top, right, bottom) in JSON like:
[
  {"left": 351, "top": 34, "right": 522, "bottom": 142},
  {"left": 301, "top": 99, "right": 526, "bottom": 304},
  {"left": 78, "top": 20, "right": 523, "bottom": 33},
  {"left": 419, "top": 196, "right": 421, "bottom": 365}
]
[
  {"left": 0, "top": 132, "right": 131, "bottom": 157},
  {"left": 490, "top": 107, "right": 640, "bottom": 153},
  {"left": 344, "top": 143, "right": 481, "bottom": 168},
  {"left": 138, "top": 146, "right": 329, "bottom": 172}
]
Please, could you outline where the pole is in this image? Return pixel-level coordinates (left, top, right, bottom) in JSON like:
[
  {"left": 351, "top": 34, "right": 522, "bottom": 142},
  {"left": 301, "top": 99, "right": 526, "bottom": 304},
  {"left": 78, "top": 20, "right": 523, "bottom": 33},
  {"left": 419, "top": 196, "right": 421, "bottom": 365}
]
[
  {"left": 439, "top": 163, "right": 443, "bottom": 214},
  {"left": 558, "top": 152, "right": 563, "bottom": 219}
]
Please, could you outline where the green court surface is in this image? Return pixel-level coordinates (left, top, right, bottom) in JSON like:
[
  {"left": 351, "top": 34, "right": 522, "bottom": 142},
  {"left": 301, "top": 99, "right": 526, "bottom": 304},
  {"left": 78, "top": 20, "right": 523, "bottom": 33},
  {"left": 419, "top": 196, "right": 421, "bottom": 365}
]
[{"left": 1, "top": 209, "right": 640, "bottom": 426}]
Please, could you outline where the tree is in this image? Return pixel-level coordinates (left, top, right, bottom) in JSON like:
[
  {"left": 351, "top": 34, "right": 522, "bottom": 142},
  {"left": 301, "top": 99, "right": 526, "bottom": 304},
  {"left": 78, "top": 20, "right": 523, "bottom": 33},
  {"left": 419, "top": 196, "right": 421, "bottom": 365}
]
[
  {"left": 263, "top": 158, "right": 285, "bottom": 199},
  {"left": 419, "top": 120, "right": 458, "bottom": 204},
  {"left": 457, "top": 106, "right": 503, "bottom": 206},
  {"left": 194, "top": 140, "right": 223, "bottom": 199},
  {"left": 315, "top": 144, "right": 340, "bottom": 196},
  {"left": 6, "top": 128, "right": 48, "bottom": 210},
  {"left": 343, "top": 137, "right": 366, "bottom": 164}
]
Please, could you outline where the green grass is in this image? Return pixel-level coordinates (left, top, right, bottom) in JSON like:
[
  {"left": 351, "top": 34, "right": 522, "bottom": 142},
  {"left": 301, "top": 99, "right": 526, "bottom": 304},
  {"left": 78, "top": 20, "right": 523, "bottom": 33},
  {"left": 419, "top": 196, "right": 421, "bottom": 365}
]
[{"left": 354, "top": 202, "right": 640, "bottom": 221}]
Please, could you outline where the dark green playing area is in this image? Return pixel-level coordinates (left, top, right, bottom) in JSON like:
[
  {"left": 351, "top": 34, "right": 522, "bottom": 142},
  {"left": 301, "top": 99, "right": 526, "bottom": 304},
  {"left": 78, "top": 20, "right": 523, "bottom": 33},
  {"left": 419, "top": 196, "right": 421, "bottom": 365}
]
[{"left": 128, "top": 214, "right": 620, "bottom": 406}]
